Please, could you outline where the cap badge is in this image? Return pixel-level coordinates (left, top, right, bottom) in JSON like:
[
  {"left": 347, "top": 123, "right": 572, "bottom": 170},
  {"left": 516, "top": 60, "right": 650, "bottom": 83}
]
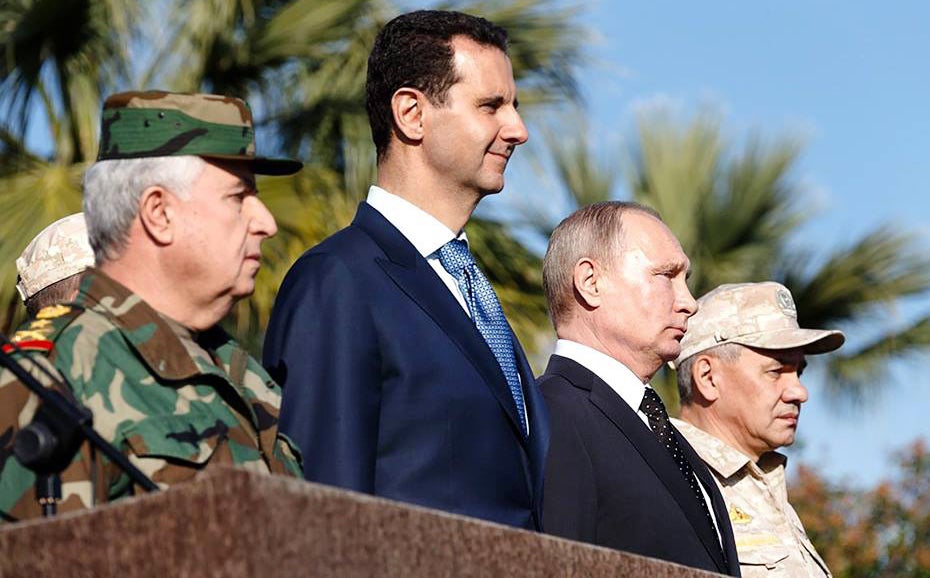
[{"left": 775, "top": 288, "right": 797, "bottom": 318}]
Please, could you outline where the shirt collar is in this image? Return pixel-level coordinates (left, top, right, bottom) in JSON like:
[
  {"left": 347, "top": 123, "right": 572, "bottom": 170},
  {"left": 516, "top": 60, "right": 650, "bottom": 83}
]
[
  {"left": 75, "top": 268, "right": 226, "bottom": 381},
  {"left": 671, "top": 417, "right": 788, "bottom": 478},
  {"left": 366, "top": 185, "right": 466, "bottom": 258},
  {"left": 553, "top": 339, "right": 647, "bottom": 413}
]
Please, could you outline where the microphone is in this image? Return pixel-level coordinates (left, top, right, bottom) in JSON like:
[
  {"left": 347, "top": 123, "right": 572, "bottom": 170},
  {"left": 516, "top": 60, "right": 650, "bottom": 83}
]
[{"left": 0, "top": 332, "right": 158, "bottom": 517}]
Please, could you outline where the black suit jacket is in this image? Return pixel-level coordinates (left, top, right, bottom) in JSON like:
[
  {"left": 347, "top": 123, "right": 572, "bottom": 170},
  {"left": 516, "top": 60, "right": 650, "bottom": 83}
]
[
  {"left": 540, "top": 355, "right": 740, "bottom": 576},
  {"left": 264, "top": 202, "right": 549, "bottom": 530}
]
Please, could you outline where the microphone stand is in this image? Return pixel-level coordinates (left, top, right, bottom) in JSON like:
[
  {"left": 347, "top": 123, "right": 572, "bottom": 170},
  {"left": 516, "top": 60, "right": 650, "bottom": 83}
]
[{"left": 0, "top": 333, "right": 158, "bottom": 517}]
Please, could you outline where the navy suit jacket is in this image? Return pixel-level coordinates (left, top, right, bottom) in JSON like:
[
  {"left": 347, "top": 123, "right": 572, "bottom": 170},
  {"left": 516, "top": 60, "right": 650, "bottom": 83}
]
[
  {"left": 264, "top": 202, "right": 549, "bottom": 530},
  {"left": 540, "top": 355, "right": 741, "bottom": 576}
]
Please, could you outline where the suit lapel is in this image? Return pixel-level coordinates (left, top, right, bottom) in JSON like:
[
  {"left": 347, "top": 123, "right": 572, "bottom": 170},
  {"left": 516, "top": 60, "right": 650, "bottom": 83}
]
[
  {"left": 678, "top": 429, "right": 741, "bottom": 575},
  {"left": 546, "top": 356, "right": 728, "bottom": 573},
  {"left": 514, "top": 335, "right": 548, "bottom": 498},
  {"left": 352, "top": 203, "right": 525, "bottom": 438}
]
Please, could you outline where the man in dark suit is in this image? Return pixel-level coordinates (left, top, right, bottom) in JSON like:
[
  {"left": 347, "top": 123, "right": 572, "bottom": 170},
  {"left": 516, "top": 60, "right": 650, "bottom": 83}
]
[
  {"left": 263, "top": 10, "right": 548, "bottom": 530},
  {"left": 539, "top": 201, "right": 741, "bottom": 575}
]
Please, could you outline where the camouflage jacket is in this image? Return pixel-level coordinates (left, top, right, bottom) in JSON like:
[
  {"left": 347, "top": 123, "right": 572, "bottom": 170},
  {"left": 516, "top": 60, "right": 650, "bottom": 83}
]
[
  {"left": 0, "top": 269, "right": 301, "bottom": 522},
  {"left": 672, "top": 418, "right": 830, "bottom": 577}
]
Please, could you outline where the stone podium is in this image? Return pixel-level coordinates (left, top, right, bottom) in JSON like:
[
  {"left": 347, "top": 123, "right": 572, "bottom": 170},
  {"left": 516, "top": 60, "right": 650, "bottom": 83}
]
[{"left": 0, "top": 469, "right": 721, "bottom": 577}]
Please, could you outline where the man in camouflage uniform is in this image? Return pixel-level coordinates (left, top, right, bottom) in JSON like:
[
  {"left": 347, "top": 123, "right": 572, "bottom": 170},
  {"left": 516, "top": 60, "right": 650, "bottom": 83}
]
[
  {"left": 670, "top": 282, "right": 845, "bottom": 576},
  {"left": 0, "top": 91, "right": 303, "bottom": 522},
  {"left": 16, "top": 213, "right": 95, "bottom": 317}
]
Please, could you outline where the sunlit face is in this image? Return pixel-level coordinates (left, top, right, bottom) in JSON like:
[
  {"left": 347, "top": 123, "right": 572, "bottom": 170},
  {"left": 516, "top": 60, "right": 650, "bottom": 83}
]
[
  {"left": 421, "top": 36, "right": 529, "bottom": 198},
  {"left": 713, "top": 346, "right": 810, "bottom": 460},
  {"left": 171, "top": 159, "right": 277, "bottom": 315},
  {"left": 594, "top": 212, "right": 697, "bottom": 379}
]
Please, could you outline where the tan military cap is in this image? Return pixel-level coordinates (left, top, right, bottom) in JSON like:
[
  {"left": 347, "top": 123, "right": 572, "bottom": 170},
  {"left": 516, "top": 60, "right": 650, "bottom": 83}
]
[
  {"left": 16, "top": 213, "right": 95, "bottom": 301},
  {"left": 672, "top": 281, "right": 845, "bottom": 368}
]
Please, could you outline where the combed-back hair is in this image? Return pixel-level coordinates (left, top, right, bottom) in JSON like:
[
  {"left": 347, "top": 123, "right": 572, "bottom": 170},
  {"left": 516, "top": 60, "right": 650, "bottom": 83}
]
[
  {"left": 542, "top": 201, "right": 661, "bottom": 329},
  {"left": 366, "top": 10, "right": 509, "bottom": 162},
  {"left": 83, "top": 156, "right": 206, "bottom": 263},
  {"left": 675, "top": 342, "right": 744, "bottom": 404}
]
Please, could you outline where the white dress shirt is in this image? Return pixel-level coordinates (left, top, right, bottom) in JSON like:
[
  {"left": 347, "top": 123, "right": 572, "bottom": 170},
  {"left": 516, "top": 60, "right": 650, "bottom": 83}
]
[
  {"left": 552, "top": 339, "right": 722, "bottom": 545},
  {"left": 553, "top": 339, "right": 652, "bottom": 427},
  {"left": 366, "top": 186, "right": 529, "bottom": 431},
  {"left": 366, "top": 186, "right": 470, "bottom": 314}
]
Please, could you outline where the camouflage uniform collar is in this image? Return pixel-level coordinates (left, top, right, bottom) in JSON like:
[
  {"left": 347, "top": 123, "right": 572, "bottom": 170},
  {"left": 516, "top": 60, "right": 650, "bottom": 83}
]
[
  {"left": 75, "top": 268, "right": 213, "bottom": 380},
  {"left": 671, "top": 417, "right": 787, "bottom": 479}
]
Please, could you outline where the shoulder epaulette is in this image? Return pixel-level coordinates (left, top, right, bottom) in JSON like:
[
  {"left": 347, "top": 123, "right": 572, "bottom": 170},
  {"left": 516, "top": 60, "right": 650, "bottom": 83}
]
[{"left": 3, "top": 304, "right": 85, "bottom": 355}]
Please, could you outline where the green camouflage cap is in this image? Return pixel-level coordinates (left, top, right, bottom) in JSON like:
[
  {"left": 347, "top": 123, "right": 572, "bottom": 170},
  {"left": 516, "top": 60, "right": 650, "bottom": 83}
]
[
  {"left": 97, "top": 91, "right": 302, "bottom": 175},
  {"left": 671, "top": 281, "right": 845, "bottom": 369}
]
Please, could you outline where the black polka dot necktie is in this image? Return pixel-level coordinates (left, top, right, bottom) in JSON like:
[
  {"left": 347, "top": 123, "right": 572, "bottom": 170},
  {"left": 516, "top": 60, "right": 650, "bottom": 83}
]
[{"left": 640, "top": 387, "right": 725, "bottom": 561}]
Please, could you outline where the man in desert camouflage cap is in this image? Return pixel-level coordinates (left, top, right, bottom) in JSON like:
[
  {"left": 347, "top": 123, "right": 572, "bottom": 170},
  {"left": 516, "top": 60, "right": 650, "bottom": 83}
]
[
  {"left": 16, "top": 213, "right": 94, "bottom": 317},
  {"left": 0, "top": 91, "right": 303, "bottom": 522},
  {"left": 670, "top": 281, "right": 845, "bottom": 577}
]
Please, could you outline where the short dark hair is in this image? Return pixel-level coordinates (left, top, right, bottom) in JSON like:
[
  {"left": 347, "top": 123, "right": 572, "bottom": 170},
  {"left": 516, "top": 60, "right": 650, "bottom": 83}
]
[
  {"left": 24, "top": 273, "right": 83, "bottom": 317},
  {"left": 366, "top": 10, "right": 509, "bottom": 162}
]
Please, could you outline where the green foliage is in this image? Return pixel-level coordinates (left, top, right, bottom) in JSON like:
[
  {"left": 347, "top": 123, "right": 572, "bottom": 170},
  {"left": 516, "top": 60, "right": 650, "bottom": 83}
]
[
  {"left": 541, "top": 109, "right": 930, "bottom": 406},
  {"left": 626, "top": 113, "right": 804, "bottom": 296},
  {"left": 0, "top": 161, "right": 85, "bottom": 332},
  {"left": 467, "top": 217, "right": 549, "bottom": 361},
  {"left": 780, "top": 226, "right": 930, "bottom": 398},
  {"left": 0, "top": 0, "right": 137, "bottom": 162},
  {"left": 0, "top": 0, "right": 587, "bottom": 357}
]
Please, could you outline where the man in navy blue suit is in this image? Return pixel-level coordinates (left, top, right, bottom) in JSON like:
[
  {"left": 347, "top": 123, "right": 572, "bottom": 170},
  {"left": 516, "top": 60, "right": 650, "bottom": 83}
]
[
  {"left": 263, "top": 10, "right": 548, "bottom": 530},
  {"left": 539, "top": 201, "right": 741, "bottom": 575}
]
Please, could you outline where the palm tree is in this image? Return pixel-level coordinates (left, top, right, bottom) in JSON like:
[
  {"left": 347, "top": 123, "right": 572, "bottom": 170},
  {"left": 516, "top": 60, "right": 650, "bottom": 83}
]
[
  {"left": 537, "top": 109, "right": 930, "bottom": 409},
  {"left": 0, "top": 0, "right": 139, "bottom": 331},
  {"left": 0, "top": 0, "right": 587, "bottom": 357}
]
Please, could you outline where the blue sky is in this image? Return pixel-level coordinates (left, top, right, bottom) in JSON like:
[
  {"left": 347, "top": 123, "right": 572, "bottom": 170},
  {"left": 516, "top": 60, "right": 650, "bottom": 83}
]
[{"left": 494, "top": 1, "right": 930, "bottom": 488}]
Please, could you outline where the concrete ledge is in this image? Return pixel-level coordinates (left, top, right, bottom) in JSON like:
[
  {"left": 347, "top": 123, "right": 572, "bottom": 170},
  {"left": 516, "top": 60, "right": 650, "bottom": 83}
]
[{"left": 0, "top": 468, "right": 722, "bottom": 577}]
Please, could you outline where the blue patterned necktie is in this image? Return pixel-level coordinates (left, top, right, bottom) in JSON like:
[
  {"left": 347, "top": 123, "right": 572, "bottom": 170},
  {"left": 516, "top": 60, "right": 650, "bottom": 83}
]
[{"left": 438, "top": 239, "right": 527, "bottom": 434}]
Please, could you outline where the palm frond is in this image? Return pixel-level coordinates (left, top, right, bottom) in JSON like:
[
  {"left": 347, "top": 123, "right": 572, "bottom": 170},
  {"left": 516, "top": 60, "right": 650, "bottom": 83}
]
[
  {"left": 626, "top": 111, "right": 723, "bottom": 252},
  {"left": 547, "top": 106, "right": 930, "bottom": 405},
  {"left": 445, "top": 0, "right": 586, "bottom": 104},
  {"left": 823, "top": 314, "right": 930, "bottom": 401},
  {"left": 780, "top": 226, "right": 930, "bottom": 328},
  {"left": 546, "top": 115, "right": 617, "bottom": 210},
  {"left": 0, "top": 161, "right": 84, "bottom": 333},
  {"left": 0, "top": 0, "right": 137, "bottom": 161},
  {"left": 0, "top": 124, "right": 40, "bottom": 175},
  {"left": 468, "top": 216, "right": 551, "bottom": 367}
]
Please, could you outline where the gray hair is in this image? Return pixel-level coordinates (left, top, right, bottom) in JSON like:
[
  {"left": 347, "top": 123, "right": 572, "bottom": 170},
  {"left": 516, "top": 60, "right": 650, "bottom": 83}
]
[
  {"left": 676, "top": 342, "right": 744, "bottom": 404},
  {"left": 542, "top": 201, "right": 661, "bottom": 329},
  {"left": 83, "top": 156, "right": 206, "bottom": 263}
]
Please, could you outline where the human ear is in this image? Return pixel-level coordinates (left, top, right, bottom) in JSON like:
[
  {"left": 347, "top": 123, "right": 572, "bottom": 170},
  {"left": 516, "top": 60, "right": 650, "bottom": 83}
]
[
  {"left": 138, "top": 186, "right": 175, "bottom": 246},
  {"left": 572, "top": 258, "right": 601, "bottom": 309},
  {"left": 391, "top": 88, "right": 425, "bottom": 143},
  {"left": 692, "top": 356, "right": 722, "bottom": 403}
]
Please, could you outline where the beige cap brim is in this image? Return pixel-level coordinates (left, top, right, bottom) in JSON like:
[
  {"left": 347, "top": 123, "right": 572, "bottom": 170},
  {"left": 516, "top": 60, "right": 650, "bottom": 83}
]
[
  {"left": 671, "top": 327, "right": 846, "bottom": 369},
  {"left": 726, "top": 327, "right": 846, "bottom": 355}
]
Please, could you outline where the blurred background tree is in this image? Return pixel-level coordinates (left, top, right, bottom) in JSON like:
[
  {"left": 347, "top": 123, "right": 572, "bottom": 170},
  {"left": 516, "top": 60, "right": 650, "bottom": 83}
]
[
  {"left": 0, "top": 0, "right": 584, "bottom": 351},
  {"left": 527, "top": 109, "right": 930, "bottom": 411},
  {"left": 791, "top": 439, "right": 930, "bottom": 577}
]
